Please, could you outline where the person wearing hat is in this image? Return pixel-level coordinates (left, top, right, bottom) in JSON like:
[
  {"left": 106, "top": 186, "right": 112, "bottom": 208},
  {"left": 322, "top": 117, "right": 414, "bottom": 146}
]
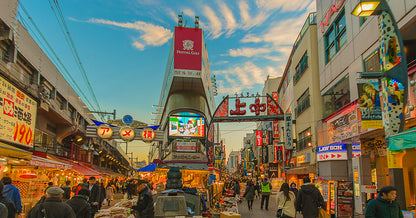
[
  {"left": 132, "top": 179, "right": 154, "bottom": 218},
  {"left": 27, "top": 187, "right": 76, "bottom": 218}
]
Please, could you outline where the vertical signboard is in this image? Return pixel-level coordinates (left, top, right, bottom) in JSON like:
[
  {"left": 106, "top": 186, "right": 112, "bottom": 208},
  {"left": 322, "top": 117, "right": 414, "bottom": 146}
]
[
  {"left": 274, "top": 141, "right": 283, "bottom": 163},
  {"left": 262, "top": 144, "right": 268, "bottom": 163},
  {"left": 273, "top": 121, "right": 279, "bottom": 138},
  {"left": 284, "top": 114, "right": 293, "bottom": 150},
  {"left": 256, "top": 130, "right": 263, "bottom": 146},
  {"left": 337, "top": 181, "right": 354, "bottom": 217},
  {"left": 357, "top": 78, "right": 382, "bottom": 129},
  {"left": 174, "top": 27, "right": 202, "bottom": 77},
  {"left": 0, "top": 77, "right": 37, "bottom": 147}
]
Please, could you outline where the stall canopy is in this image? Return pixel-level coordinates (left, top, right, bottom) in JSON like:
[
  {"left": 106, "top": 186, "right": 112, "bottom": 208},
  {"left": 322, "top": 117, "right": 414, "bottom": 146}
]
[
  {"left": 389, "top": 127, "right": 416, "bottom": 151},
  {"left": 0, "top": 142, "right": 32, "bottom": 160},
  {"left": 137, "top": 163, "right": 157, "bottom": 172},
  {"left": 72, "top": 164, "right": 101, "bottom": 176},
  {"left": 30, "top": 155, "right": 72, "bottom": 170}
]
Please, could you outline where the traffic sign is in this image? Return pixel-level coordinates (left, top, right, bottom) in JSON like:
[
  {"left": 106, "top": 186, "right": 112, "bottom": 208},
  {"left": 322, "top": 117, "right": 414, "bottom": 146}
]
[
  {"left": 208, "top": 164, "right": 214, "bottom": 171},
  {"left": 97, "top": 125, "right": 113, "bottom": 139},
  {"left": 123, "top": 115, "right": 133, "bottom": 124}
]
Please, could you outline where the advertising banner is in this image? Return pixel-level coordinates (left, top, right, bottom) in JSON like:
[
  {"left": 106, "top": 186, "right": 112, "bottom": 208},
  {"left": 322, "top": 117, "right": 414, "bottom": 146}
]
[
  {"left": 169, "top": 116, "right": 205, "bottom": 137},
  {"left": 284, "top": 114, "right": 293, "bottom": 149},
  {"left": 256, "top": 130, "right": 262, "bottom": 146},
  {"left": 337, "top": 181, "right": 354, "bottom": 217},
  {"left": 0, "top": 77, "right": 37, "bottom": 147},
  {"left": 327, "top": 104, "right": 360, "bottom": 144},
  {"left": 262, "top": 144, "right": 268, "bottom": 163},
  {"left": 357, "top": 78, "right": 382, "bottom": 129},
  {"left": 175, "top": 141, "right": 197, "bottom": 152},
  {"left": 214, "top": 145, "right": 222, "bottom": 160},
  {"left": 274, "top": 142, "right": 283, "bottom": 163},
  {"left": 273, "top": 121, "right": 279, "bottom": 138},
  {"left": 174, "top": 27, "right": 202, "bottom": 73}
]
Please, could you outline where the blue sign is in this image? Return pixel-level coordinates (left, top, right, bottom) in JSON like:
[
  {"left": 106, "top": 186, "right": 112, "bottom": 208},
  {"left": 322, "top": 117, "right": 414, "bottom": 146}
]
[
  {"left": 317, "top": 144, "right": 347, "bottom": 153},
  {"left": 123, "top": 115, "right": 133, "bottom": 124},
  {"left": 352, "top": 143, "right": 361, "bottom": 152},
  {"left": 208, "top": 174, "right": 216, "bottom": 185}
]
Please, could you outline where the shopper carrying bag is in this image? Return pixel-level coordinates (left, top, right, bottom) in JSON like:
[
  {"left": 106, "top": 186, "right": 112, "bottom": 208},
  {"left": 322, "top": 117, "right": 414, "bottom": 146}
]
[{"left": 276, "top": 183, "right": 296, "bottom": 218}]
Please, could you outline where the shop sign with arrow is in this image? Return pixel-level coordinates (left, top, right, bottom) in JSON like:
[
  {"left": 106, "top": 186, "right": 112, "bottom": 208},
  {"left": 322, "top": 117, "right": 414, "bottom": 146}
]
[{"left": 317, "top": 144, "right": 348, "bottom": 161}]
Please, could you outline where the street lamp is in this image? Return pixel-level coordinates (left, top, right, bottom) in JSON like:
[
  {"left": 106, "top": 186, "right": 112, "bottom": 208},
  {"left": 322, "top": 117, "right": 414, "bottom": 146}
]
[{"left": 352, "top": 0, "right": 408, "bottom": 209}]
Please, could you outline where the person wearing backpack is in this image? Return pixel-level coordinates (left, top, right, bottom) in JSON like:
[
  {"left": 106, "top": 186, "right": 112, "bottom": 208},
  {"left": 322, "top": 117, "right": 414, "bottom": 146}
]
[
  {"left": 295, "top": 177, "right": 325, "bottom": 218},
  {"left": 27, "top": 187, "right": 76, "bottom": 218},
  {"left": 66, "top": 188, "right": 93, "bottom": 218},
  {"left": 365, "top": 186, "right": 404, "bottom": 218}
]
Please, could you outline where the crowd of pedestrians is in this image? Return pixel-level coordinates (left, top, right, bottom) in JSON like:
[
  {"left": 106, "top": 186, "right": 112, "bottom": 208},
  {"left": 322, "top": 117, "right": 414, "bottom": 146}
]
[{"left": 0, "top": 176, "right": 155, "bottom": 218}]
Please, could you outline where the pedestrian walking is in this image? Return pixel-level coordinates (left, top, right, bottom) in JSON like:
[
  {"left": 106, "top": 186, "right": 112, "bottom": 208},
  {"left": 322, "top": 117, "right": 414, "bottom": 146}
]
[
  {"left": 105, "top": 183, "right": 115, "bottom": 206},
  {"left": 127, "top": 180, "right": 134, "bottom": 199},
  {"left": 61, "top": 181, "right": 72, "bottom": 200},
  {"left": 132, "top": 179, "right": 154, "bottom": 218},
  {"left": 276, "top": 183, "right": 296, "bottom": 218},
  {"left": 1, "top": 177, "right": 22, "bottom": 214},
  {"left": 66, "top": 188, "right": 93, "bottom": 218},
  {"left": 296, "top": 177, "right": 325, "bottom": 218},
  {"left": 76, "top": 179, "right": 88, "bottom": 195},
  {"left": 27, "top": 187, "right": 76, "bottom": 218},
  {"left": 234, "top": 180, "right": 240, "bottom": 197},
  {"left": 87, "top": 177, "right": 100, "bottom": 216},
  {"left": 243, "top": 180, "right": 255, "bottom": 210},
  {"left": 290, "top": 183, "right": 298, "bottom": 197},
  {"left": 98, "top": 182, "right": 106, "bottom": 209},
  {"left": 0, "top": 202, "right": 7, "bottom": 218},
  {"left": 254, "top": 181, "right": 261, "bottom": 199},
  {"left": 365, "top": 186, "right": 404, "bottom": 218},
  {"left": 260, "top": 178, "right": 272, "bottom": 210},
  {"left": 0, "top": 181, "right": 16, "bottom": 218}
]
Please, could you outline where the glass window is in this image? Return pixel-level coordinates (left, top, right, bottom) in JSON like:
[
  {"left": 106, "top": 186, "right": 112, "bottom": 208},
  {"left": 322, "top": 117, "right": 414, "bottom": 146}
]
[
  {"left": 325, "top": 10, "right": 347, "bottom": 64},
  {"left": 322, "top": 75, "right": 351, "bottom": 118},
  {"left": 294, "top": 52, "right": 309, "bottom": 83},
  {"left": 297, "top": 127, "right": 312, "bottom": 151},
  {"left": 364, "top": 50, "right": 380, "bottom": 72},
  {"left": 34, "top": 129, "right": 54, "bottom": 149},
  {"left": 296, "top": 89, "right": 310, "bottom": 117},
  {"left": 360, "top": 17, "right": 368, "bottom": 26}
]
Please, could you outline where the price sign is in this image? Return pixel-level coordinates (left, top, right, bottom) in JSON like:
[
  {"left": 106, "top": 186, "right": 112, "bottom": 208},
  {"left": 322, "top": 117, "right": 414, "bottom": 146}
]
[
  {"left": 97, "top": 125, "right": 113, "bottom": 139},
  {"left": 142, "top": 128, "right": 155, "bottom": 142},
  {"left": 13, "top": 123, "right": 33, "bottom": 145},
  {"left": 120, "top": 126, "right": 135, "bottom": 142}
]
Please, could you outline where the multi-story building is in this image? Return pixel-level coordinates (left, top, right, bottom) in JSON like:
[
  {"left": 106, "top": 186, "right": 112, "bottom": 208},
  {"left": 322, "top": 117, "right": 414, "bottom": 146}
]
[
  {"left": 227, "top": 151, "right": 240, "bottom": 174},
  {"left": 316, "top": 0, "right": 416, "bottom": 213}
]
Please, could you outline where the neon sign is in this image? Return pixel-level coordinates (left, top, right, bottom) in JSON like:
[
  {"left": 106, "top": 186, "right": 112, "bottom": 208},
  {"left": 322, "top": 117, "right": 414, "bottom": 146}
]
[{"left": 320, "top": 0, "right": 345, "bottom": 33}]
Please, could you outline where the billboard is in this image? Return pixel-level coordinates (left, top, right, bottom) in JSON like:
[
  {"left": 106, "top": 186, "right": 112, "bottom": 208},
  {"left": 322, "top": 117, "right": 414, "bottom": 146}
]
[
  {"left": 174, "top": 27, "right": 202, "bottom": 74},
  {"left": 0, "top": 76, "right": 37, "bottom": 147},
  {"left": 169, "top": 116, "right": 205, "bottom": 137},
  {"left": 317, "top": 144, "right": 348, "bottom": 161},
  {"left": 357, "top": 78, "right": 382, "bottom": 129},
  {"left": 256, "top": 130, "right": 262, "bottom": 146},
  {"left": 175, "top": 141, "right": 197, "bottom": 152}
]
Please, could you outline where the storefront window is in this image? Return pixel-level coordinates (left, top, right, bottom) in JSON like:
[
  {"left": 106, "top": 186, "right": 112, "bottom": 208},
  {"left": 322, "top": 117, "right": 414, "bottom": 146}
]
[
  {"left": 297, "top": 127, "right": 312, "bottom": 151},
  {"left": 325, "top": 10, "right": 347, "bottom": 64},
  {"left": 322, "top": 75, "right": 351, "bottom": 118}
]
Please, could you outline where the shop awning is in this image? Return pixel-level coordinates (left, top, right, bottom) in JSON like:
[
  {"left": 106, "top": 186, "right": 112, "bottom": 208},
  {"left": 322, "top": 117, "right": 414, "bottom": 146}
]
[
  {"left": 30, "top": 155, "right": 72, "bottom": 170},
  {"left": 0, "top": 142, "right": 32, "bottom": 160},
  {"left": 72, "top": 164, "right": 101, "bottom": 176},
  {"left": 137, "top": 163, "right": 157, "bottom": 172},
  {"left": 389, "top": 128, "right": 416, "bottom": 151},
  {"left": 286, "top": 165, "right": 316, "bottom": 175}
]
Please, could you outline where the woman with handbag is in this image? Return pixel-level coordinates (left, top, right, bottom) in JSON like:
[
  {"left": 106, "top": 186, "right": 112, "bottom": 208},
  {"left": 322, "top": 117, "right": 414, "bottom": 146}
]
[
  {"left": 276, "top": 183, "right": 296, "bottom": 218},
  {"left": 243, "top": 180, "right": 255, "bottom": 210}
]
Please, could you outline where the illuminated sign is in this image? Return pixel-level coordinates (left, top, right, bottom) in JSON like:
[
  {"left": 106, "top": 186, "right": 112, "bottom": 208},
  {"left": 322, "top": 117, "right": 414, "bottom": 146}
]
[
  {"left": 97, "top": 125, "right": 113, "bottom": 139},
  {"left": 174, "top": 27, "right": 202, "bottom": 74},
  {"left": 0, "top": 77, "right": 37, "bottom": 147},
  {"left": 320, "top": 0, "right": 345, "bottom": 33},
  {"left": 352, "top": 143, "right": 361, "bottom": 157},
  {"left": 317, "top": 144, "right": 348, "bottom": 161},
  {"left": 175, "top": 141, "right": 197, "bottom": 152},
  {"left": 119, "top": 126, "right": 135, "bottom": 142},
  {"left": 169, "top": 116, "right": 205, "bottom": 137},
  {"left": 297, "top": 153, "right": 311, "bottom": 164},
  {"left": 141, "top": 128, "right": 155, "bottom": 142},
  {"left": 273, "top": 121, "right": 279, "bottom": 138},
  {"left": 256, "top": 130, "right": 262, "bottom": 146}
]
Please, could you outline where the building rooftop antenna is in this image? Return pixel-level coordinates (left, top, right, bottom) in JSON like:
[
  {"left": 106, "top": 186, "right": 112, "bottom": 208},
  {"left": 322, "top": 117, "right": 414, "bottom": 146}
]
[
  {"left": 195, "top": 16, "right": 199, "bottom": 29},
  {"left": 178, "top": 12, "right": 183, "bottom": 27}
]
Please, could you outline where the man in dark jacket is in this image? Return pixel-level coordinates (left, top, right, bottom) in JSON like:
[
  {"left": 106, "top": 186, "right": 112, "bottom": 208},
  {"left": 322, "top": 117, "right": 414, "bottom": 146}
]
[
  {"left": 1, "top": 177, "right": 22, "bottom": 214},
  {"left": 61, "top": 181, "right": 72, "bottom": 200},
  {"left": 365, "top": 186, "right": 404, "bottom": 218},
  {"left": 66, "top": 188, "right": 92, "bottom": 218},
  {"left": 296, "top": 177, "right": 325, "bottom": 218},
  {"left": 27, "top": 187, "right": 76, "bottom": 218},
  {"left": 132, "top": 179, "right": 154, "bottom": 218},
  {"left": 0, "top": 181, "right": 16, "bottom": 218},
  {"left": 87, "top": 177, "right": 100, "bottom": 216}
]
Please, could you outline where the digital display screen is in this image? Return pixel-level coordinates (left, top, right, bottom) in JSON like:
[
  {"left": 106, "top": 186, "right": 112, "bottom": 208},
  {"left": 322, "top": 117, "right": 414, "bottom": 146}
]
[{"left": 169, "top": 116, "right": 205, "bottom": 137}]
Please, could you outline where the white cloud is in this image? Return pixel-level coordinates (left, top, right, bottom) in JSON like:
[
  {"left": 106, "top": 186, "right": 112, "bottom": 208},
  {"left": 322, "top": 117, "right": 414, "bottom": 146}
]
[
  {"left": 239, "top": 1, "right": 270, "bottom": 30},
  {"left": 256, "top": 0, "right": 313, "bottom": 12},
  {"left": 203, "top": 5, "right": 223, "bottom": 39},
  {"left": 183, "top": 8, "right": 196, "bottom": 18},
  {"left": 218, "top": 2, "right": 237, "bottom": 36},
  {"left": 264, "top": 55, "right": 283, "bottom": 62},
  {"left": 241, "top": 34, "right": 263, "bottom": 43},
  {"left": 133, "top": 41, "right": 145, "bottom": 50},
  {"left": 166, "top": 8, "right": 178, "bottom": 23},
  {"left": 228, "top": 47, "right": 271, "bottom": 57},
  {"left": 214, "top": 62, "right": 278, "bottom": 94},
  {"left": 88, "top": 18, "right": 172, "bottom": 49}
]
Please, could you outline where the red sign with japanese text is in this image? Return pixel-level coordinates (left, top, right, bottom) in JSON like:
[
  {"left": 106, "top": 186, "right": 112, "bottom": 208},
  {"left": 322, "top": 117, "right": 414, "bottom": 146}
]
[
  {"left": 256, "top": 130, "right": 262, "bottom": 146},
  {"left": 273, "top": 121, "right": 279, "bottom": 138},
  {"left": 174, "top": 27, "right": 202, "bottom": 71}
]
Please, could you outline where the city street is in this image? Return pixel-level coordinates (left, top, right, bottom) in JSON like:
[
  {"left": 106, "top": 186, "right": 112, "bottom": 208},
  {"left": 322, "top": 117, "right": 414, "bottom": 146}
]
[{"left": 238, "top": 195, "right": 304, "bottom": 218}]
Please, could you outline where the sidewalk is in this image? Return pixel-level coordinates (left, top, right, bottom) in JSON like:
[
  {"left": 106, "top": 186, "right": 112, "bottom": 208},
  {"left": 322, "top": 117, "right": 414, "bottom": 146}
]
[{"left": 239, "top": 195, "right": 303, "bottom": 218}]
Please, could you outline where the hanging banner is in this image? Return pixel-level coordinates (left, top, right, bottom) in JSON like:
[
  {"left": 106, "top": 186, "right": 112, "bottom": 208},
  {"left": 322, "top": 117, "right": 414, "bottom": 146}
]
[
  {"left": 273, "top": 121, "right": 279, "bottom": 138},
  {"left": 274, "top": 143, "right": 283, "bottom": 163},
  {"left": 174, "top": 27, "right": 202, "bottom": 74},
  {"left": 256, "top": 130, "right": 263, "bottom": 146},
  {"left": 284, "top": 114, "right": 293, "bottom": 150},
  {"left": 262, "top": 144, "right": 268, "bottom": 163},
  {"left": 357, "top": 78, "right": 382, "bottom": 129},
  {"left": 0, "top": 76, "right": 37, "bottom": 147}
]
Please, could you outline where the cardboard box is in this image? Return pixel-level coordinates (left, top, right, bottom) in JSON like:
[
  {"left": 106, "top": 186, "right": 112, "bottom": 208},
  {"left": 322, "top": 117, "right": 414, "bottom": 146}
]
[{"left": 220, "top": 211, "right": 241, "bottom": 218}]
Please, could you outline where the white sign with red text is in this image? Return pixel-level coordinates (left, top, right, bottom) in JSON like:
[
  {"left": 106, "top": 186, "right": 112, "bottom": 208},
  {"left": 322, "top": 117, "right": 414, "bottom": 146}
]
[{"left": 317, "top": 152, "right": 348, "bottom": 161}]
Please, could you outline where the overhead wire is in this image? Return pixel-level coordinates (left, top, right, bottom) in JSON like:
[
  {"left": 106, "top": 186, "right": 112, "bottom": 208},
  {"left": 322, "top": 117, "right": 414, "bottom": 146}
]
[{"left": 18, "top": 3, "right": 99, "bottom": 116}]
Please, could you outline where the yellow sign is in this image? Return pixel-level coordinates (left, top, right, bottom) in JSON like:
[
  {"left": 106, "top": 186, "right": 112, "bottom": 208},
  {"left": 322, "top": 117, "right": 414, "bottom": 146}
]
[
  {"left": 141, "top": 128, "right": 155, "bottom": 142},
  {"left": 97, "top": 125, "right": 113, "bottom": 139},
  {"left": 297, "top": 154, "right": 310, "bottom": 164},
  {"left": 387, "top": 148, "right": 405, "bottom": 168},
  {"left": 0, "top": 77, "right": 37, "bottom": 146},
  {"left": 119, "top": 126, "right": 135, "bottom": 142}
]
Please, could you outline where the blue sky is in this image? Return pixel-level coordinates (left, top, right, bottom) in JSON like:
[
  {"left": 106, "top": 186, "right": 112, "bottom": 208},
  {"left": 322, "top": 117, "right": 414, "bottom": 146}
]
[{"left": 18, "top": 0, "right": 316, "bottom": 162}]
